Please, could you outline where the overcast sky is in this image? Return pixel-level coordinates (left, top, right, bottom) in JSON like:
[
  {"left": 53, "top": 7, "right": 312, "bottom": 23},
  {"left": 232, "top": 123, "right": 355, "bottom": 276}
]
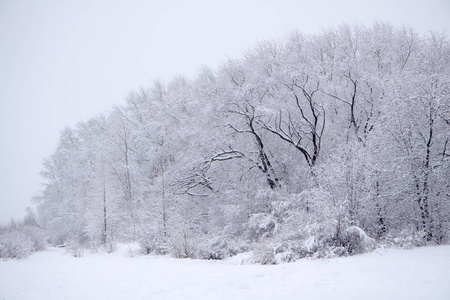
[{"left": 0, "top": 0, "right": 449, "bottom": 224}]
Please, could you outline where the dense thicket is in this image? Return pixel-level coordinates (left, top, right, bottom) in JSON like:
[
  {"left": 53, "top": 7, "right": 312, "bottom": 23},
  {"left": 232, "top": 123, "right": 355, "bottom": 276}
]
[
  {"left": 0, "top": 209, "right": 45, "bottom": 259},
  {"left": 34, "top": 24, "right": 450, "bottom": 262}
]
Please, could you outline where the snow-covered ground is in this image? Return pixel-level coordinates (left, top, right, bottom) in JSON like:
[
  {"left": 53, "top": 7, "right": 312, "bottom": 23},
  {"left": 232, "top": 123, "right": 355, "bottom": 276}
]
[{"left": 1, "top": 244, "right": 449, "bottom": 300}]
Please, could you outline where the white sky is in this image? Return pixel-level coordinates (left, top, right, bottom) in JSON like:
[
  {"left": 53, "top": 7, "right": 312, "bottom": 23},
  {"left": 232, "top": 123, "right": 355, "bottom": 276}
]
[{"left": 1, "top": 0, "right": 449, "bottom": 224}]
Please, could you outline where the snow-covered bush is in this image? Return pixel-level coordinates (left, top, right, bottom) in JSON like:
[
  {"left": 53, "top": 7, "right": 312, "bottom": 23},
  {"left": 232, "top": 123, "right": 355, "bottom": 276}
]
[
  {"left": 168, "top": 231, "right": 197, "bottom": 259},
  {"left": 252, "top": 225, "right": 376, "bottom": 264},
  {"left": 140, "top": 216, "right": 203, "bottom": 259},
  {"left": 0, "top": 231, "right": 31, "bottom": 259},
  {"left": 64, "top": 233, "right": 87, "bottom": 257},
  {"left": 138, "top": 229, "right": 168, "bottom": 255},
  {"left": 248, "top": 213, "right": 278, "bottom": 240},
  {"left": 141, "top": 240, "right": 166, "bottom": 255},
  {"left": 24, "top": 225, "right": 46, "bottom": 253},
  {"left": 382, "top": 228, "right": 428, "bottom": 249},
  {"left": 252, "top": 240, "right": 300, "bottom": 264},
  {"left": 196, "top": 235, "right": 249, "bottom": 260},
  {"left": 335, "top": 226, "right": 376, "bottom": 255},
  {"left": 0, "top": 221, "right": 45, "bottom": 259}
]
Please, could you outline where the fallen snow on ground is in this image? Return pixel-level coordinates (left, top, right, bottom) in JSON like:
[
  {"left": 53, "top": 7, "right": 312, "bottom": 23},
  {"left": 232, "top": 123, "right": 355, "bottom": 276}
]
[{"left": 1, "top": 244, "right": 449, "bottom": 300}]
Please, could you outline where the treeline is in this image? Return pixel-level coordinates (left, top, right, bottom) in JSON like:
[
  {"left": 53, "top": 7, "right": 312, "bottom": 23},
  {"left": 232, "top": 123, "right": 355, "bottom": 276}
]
[{"left": 26, "top": 24, "right": 450, "bottom": 262}]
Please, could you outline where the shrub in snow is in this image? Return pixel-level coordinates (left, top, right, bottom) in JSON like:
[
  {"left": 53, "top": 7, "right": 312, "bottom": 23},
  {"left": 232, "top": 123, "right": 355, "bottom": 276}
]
[
  {"left": 334, "top": 226, "right": 376, "bottom": 255},
  {"left": 270, "top": 200, "right": 292, "bottom": 219},
  {"left": 383, "top": 228, "right": 427, "bottom": 249},
  {"left": 197, "top": 235, "right": 249, "bottom": 260},
  {"left": 139, "top": 231, "right": 168, "bottom": 255},
  {"left": 0, "top": 231, "right": 31, "bottom": 259},
  {"left": 0, "top": 222, "right": 45, "bottom": 259},
  {"left": 253, "top": 243, "right": 276, "bottom": 265},
  {"left": 25, "top": 226, "right": 46, "bottom": 253},
  {"left": 64, "top": 232, "right": 89, "bottom": 257},
  {"left": 168, "top": 232, "right": 197, "bottom": 259},
  {"left": 272, "top": 241, "right": 303, "bottom": 263},
  {"left": 302, "top": 236, "right": 320, "bottom": 253},
  {"left": 252, "top": 241, "right": 303, "bottom": 264},
  {"left": 251, "top": 225, "right": 376, "bottom": 264},
  {"left": 248, "top": 213, "right": 278, "bottom": 240}
]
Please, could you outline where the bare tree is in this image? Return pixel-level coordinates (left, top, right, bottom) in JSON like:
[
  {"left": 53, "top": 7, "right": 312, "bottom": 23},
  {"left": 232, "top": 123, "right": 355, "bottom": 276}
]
[{"left": 264, "top": 76, "right": 325, "bottom": 169}]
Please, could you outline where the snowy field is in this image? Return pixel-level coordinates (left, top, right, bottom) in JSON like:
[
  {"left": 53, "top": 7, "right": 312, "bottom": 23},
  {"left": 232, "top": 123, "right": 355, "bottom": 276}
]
[{"left": 1, "top": 244, "right": 450, "bottom": 300}]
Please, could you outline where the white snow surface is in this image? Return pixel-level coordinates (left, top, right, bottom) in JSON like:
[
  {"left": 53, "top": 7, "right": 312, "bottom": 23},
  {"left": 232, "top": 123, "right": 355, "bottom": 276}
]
[{"left": 1, "top": 244, "right": 450, "bottom": 300}]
